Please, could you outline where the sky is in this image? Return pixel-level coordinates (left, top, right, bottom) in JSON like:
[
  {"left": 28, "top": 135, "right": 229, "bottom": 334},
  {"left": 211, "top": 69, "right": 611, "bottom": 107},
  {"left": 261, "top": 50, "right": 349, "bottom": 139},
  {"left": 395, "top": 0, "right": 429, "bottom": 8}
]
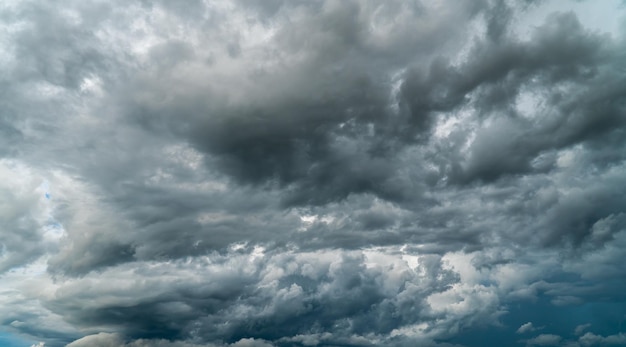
[{"left": 1, "top": 0, "right": 626, "bottom": 346}]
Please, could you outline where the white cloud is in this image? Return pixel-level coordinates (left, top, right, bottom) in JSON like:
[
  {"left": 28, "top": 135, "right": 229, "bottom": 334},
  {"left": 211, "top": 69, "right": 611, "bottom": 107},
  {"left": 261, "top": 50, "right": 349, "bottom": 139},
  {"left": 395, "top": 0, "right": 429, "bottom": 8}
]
[
  {"left": 578, "top": 332, "right": 626, "bottom": 346},
  {"left": 517, "top": 322, "right": 536, "bottom": 334},
  {"left": 526, "top": 334, "right": 563, "bottom": 346},
  {"left": 574, "top": 324, "right": 591, "bottom": 336}
]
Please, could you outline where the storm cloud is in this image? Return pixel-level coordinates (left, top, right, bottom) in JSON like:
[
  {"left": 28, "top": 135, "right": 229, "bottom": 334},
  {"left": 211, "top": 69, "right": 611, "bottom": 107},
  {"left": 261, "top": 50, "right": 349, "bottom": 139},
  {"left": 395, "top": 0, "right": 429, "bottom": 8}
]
[{"left": 1, "top": 0, "right": 626, "bottom": 346}]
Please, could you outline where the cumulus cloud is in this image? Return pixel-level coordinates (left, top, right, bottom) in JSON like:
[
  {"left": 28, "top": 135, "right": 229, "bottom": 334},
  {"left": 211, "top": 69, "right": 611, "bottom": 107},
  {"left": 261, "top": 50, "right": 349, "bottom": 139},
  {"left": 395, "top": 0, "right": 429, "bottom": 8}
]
[
  {"left": 1, "top": 0, "right": 626, "bottom": 346},
  {"left": 0, "top": 160, "right": 49, "bottom": 272},
  {"left": 517, "top": 322, "right": 539, "bottom": 334},
  {"left": 574, "top": 324, "right": 591, "bottom": 336},
  {"left": 525, "top": 334, "right": 562, "bottom": 346},
  {"left": 578, "top": 332, "right": 626, "bottom": 346}
]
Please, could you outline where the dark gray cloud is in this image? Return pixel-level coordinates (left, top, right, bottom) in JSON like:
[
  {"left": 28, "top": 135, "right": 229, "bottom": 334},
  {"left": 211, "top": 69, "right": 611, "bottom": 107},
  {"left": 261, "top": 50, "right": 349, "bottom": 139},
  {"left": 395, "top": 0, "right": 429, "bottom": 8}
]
[
  {"left": 38, "top": 250, "right": 463, "bottom": 346},
  {"left": 1, "top": 0, "right": 626, "bottom": 347}
]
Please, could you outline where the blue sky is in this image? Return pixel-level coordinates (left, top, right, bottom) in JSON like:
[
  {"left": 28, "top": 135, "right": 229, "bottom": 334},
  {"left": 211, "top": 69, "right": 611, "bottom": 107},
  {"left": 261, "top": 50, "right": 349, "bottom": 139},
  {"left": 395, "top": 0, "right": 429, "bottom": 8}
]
[{"left": 0, "top": 332, "right": 38, "bottom": 347}]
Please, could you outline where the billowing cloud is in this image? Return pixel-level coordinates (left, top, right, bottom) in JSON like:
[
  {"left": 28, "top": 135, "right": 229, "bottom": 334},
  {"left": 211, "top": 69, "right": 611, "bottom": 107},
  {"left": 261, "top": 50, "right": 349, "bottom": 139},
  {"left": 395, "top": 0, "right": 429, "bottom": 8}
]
[{"left": 1, "top": 0, "right": 626, "bottom": 346}]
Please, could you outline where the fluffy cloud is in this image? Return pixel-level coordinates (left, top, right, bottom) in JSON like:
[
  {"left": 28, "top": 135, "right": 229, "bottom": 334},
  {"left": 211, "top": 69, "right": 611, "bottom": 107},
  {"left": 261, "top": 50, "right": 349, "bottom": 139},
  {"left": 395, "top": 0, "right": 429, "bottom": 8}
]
[
  {"left": 1, "top": 0, "right": 625, "bottom": 346},
  {"left": 518, "top": 322, "right": 539, "bottom": 334},
  {"left": 0, "top": 160, "right": 49, "bottom": 272},
  {"left": 525, "top": 334, "right": 562, "bottom": 346}
]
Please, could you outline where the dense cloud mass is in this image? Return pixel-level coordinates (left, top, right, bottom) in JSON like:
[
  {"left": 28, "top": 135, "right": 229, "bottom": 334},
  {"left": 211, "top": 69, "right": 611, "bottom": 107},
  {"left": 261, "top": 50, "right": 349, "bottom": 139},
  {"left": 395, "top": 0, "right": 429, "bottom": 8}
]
[{"left": 1, "top": 0, "right": 626, "bottom": 346}]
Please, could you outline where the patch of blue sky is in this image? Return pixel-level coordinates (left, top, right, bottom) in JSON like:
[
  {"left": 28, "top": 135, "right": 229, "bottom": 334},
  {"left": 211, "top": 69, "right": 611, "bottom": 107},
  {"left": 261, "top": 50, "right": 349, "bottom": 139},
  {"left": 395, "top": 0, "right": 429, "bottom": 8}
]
[
  {"left": 446, "top": 295, "right": 626, "bottom": 346},
  {"left": 0, "top": 331, "right": 40, "bottom": 347}
]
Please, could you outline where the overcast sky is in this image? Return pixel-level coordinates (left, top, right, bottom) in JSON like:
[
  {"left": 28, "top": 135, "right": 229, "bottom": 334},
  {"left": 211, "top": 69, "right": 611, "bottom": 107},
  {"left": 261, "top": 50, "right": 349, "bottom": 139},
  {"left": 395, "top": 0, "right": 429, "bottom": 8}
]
[{"left": 1, "top": 0, "right": 626, "bottom": 346}]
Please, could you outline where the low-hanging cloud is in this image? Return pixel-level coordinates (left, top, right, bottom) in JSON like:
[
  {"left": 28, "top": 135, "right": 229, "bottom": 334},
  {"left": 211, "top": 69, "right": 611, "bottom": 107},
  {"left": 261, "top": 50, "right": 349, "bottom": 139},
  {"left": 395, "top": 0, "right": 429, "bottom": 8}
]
[{"left": 1, "top": 0, "right": 626, "bottom": 346}]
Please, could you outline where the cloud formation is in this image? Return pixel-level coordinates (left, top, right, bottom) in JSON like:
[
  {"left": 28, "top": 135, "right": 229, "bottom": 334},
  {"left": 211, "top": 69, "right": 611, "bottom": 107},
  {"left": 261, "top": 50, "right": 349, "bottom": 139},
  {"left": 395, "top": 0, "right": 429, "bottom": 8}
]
[{"left": 1, "top": 0, "right": 626, "bottom": 346}]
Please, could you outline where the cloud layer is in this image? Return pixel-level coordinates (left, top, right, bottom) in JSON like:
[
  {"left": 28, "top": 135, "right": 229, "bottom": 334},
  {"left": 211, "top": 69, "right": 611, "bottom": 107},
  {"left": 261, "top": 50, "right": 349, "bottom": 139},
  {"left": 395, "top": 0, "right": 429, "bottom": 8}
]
[{"left": 1, "top": 0, "right": 625, "bottom": 346}]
